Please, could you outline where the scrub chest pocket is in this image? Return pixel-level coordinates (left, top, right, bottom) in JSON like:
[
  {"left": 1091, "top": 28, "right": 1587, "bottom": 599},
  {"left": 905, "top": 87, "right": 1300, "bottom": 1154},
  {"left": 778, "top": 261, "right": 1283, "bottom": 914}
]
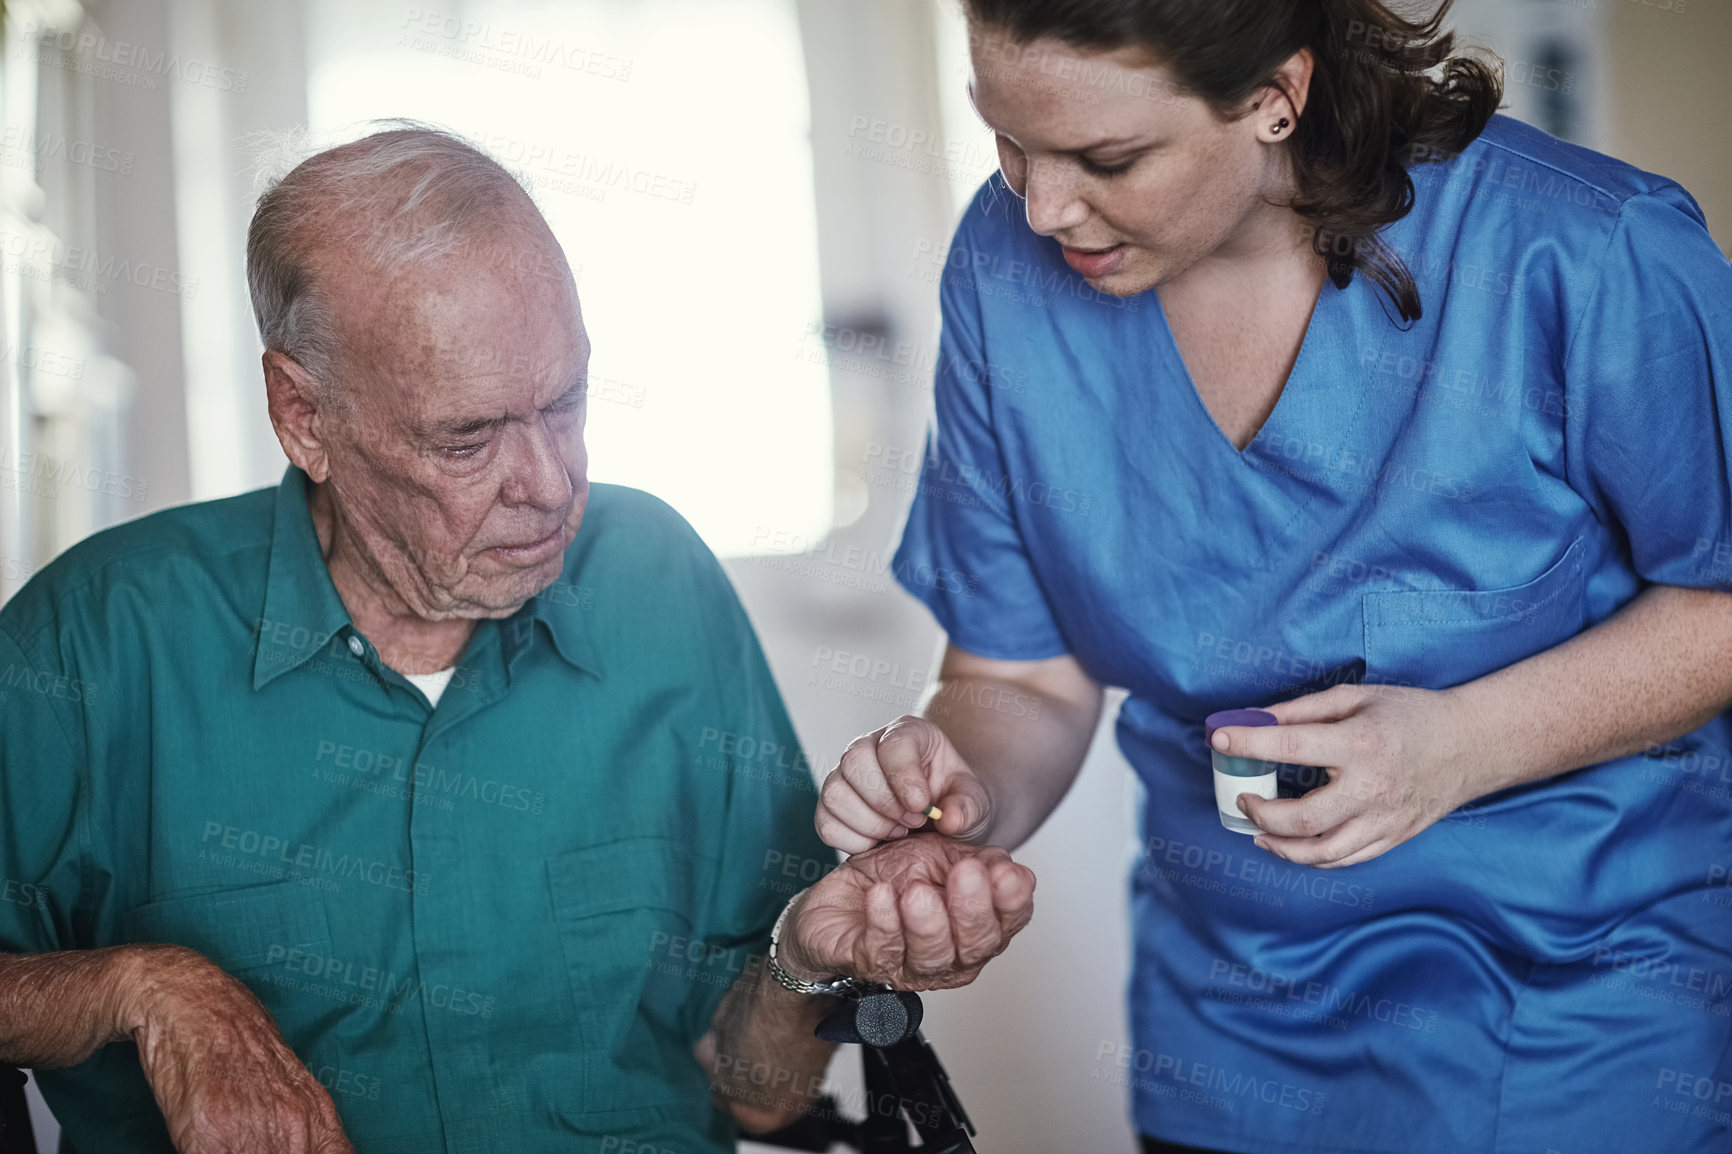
[
  {"left": 1361, "top": 537, "right": 1588, "bottom": 691},
  {"left": 547, "top": 836, "right": 713, "bottom": 1116}
]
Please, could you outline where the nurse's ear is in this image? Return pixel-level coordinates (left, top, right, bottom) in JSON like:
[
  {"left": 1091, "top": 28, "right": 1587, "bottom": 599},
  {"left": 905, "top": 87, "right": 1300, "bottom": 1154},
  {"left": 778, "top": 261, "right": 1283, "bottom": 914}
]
[{"left": 1250, "top": 49, "right": 1316, "bottom": 144}]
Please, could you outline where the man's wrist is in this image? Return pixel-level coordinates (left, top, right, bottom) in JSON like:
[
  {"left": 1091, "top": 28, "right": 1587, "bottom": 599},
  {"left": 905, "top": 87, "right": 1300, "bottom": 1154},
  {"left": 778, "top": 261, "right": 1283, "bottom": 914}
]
[
  {"left": 110, "top": 944, "right": 213, "bottom": 1040},
  {"left": 770, "top": 891, "right": 831, "bottom": 986}
]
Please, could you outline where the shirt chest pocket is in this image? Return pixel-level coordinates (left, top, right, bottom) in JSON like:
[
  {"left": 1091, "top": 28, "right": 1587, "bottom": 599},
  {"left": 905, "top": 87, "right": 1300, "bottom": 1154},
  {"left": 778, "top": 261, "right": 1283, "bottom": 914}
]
[
  {"left": 1361, "top": 537, "right": 1587, "bottom": 690},
  {"left": 119, "top": 882, "right": 335, "bottom": 1050},
  {"left": 547, "top": 836, "right": 716, "bottom": 1117}
]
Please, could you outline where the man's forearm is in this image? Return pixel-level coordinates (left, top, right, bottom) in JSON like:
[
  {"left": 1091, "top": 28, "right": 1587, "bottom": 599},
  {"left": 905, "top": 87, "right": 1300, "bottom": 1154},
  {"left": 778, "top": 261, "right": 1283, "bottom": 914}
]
[
  {"left": 0, "top": 946, "right": 147, "bottom": 1068},
  {"left": 921, "top": 674, "right": 1101, "bottom": 850},
  {"left": 702, "top": 946, "right": 837, "bottom": 1133},
  {"left": 1453, "top": 584, "right": 1732, "bottom": 793}
]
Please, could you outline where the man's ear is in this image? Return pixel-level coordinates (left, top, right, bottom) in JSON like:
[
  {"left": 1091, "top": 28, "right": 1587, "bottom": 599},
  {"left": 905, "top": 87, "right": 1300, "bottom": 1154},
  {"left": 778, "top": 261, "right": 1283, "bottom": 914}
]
[{"left": 264, "top": 351, "right": 333, "bottom": 483}]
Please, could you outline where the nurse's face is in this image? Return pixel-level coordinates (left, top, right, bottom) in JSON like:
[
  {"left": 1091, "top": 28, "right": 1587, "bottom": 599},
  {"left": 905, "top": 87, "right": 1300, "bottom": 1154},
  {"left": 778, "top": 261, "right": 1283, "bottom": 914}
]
[{"left": 968, "top": 27, "right": 1299, "bottom": 297}]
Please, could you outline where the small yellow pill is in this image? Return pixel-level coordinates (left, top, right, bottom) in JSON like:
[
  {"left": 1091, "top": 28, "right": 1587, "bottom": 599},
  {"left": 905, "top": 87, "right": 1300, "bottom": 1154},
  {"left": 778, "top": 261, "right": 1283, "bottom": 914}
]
[{"left": 924, "top": 805, "right": 943, "bottom": 821}]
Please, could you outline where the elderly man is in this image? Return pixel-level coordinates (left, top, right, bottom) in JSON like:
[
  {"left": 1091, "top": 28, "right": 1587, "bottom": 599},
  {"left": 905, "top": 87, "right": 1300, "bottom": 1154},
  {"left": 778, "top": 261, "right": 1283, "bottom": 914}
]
[{"left": 0, "top": 127, "right": 1035, "bottom": 1153}]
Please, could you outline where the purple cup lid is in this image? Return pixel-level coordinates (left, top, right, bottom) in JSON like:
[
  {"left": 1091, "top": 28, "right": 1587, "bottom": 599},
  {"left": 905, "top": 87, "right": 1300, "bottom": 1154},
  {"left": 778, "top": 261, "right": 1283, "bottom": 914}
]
[{"left": 1205, "top": 708, "right": 1278, "bottom": 746}]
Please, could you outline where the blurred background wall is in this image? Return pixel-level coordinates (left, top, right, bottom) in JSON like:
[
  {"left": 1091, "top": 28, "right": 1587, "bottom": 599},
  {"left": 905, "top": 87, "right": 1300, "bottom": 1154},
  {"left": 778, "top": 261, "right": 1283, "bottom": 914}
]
[{"left": 1, "top": 0, "right": 1725, "bottom": 1150}]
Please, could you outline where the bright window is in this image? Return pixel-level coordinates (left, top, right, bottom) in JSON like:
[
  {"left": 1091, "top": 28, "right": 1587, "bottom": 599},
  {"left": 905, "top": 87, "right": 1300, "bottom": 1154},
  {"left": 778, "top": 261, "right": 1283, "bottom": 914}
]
[{"left": 306, "top": 0, "right": 832, "bottom": 556}]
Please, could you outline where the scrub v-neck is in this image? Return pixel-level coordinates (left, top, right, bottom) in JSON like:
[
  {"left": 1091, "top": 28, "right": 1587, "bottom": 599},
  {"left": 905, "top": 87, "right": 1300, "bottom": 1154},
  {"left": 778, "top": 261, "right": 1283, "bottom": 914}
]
[{"left": 1153, "top": 271, "right": 1336, "bottom": 460}]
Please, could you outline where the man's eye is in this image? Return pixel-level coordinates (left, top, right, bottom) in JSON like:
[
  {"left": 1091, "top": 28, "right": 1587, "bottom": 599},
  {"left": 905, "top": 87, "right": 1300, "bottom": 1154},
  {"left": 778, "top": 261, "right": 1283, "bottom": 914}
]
[
  {"left": 444, "top": 442, "right": 486, "bottom": 458},
  {"left": 1079, "top": 155, "right": 1135, "bottom": 178}
]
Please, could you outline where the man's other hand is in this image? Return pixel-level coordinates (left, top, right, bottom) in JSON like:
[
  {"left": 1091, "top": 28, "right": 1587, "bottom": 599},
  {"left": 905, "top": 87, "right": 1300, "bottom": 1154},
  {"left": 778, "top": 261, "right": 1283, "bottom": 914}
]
[{"left": 120, "top": 946, "right": 355, "bottom": 1154}]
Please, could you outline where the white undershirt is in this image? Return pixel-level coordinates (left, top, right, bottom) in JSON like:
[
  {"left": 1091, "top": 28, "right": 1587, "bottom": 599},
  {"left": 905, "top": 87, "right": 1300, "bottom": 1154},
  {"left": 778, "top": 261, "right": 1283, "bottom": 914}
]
[{"left": 404, "top": 667, "right": 456, "bottom": 707}]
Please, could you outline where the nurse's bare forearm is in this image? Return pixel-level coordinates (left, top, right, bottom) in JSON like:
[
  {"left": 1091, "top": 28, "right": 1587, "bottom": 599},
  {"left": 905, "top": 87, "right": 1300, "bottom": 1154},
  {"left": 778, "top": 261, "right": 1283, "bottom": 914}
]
[
  {"left": 923, "top": 650, "right": 1104, "bottom": 849},
  {"left": 701, "top": 954, "right": 836, "bottom": 1133},
  {"left": 1450, "top": 584, "right": 1732, "bottom": 792}
]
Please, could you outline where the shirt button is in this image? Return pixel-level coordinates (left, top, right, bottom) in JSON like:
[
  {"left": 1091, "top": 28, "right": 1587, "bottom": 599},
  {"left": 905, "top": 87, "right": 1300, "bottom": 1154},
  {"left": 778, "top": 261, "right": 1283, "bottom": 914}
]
[{"left": 348, "top": 635, "right": 365, "bottom": 657}]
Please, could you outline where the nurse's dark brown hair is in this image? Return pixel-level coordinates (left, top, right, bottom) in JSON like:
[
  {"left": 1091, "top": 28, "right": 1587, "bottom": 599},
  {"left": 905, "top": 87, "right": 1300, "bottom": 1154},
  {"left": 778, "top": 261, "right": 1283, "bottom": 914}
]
[{"left": 964, "top": 0, "right": 1503, "bottom": 322}]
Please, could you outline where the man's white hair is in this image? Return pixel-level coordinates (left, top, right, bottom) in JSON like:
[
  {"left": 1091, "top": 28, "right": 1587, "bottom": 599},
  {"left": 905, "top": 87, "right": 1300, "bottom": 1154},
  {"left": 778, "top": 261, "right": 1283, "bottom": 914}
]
[{"left": 245, "top": 121, "right": 541, "bottom": 399}]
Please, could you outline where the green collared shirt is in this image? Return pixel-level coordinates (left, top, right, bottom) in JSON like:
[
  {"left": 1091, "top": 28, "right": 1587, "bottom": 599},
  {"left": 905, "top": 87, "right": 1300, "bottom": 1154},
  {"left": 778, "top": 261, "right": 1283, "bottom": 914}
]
[{"left": 0, "top": 467, "right": 831, "bottom": 1153}]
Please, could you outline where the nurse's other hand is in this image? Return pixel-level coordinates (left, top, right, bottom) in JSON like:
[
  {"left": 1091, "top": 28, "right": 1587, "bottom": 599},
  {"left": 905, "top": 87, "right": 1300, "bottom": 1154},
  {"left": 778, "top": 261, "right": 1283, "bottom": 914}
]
[
  {"left": 779, "top": 832, "right": 1036, "bottom": 991},
  {"left": 1214, "top": 684, "right": 1487, "bottom": 869},
  {"left": 816, "top": 716, "right": 994, "bottom": 853}
]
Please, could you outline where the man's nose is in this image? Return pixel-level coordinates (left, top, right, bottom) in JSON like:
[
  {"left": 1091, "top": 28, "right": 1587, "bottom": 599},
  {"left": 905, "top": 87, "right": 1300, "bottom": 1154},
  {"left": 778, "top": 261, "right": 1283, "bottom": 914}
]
[
  {"left": 501, "top": 419, "right": 577, "bottom": 510},
  {"left": 1023, "top": 158, "right": 1089, "bottom": 236}
]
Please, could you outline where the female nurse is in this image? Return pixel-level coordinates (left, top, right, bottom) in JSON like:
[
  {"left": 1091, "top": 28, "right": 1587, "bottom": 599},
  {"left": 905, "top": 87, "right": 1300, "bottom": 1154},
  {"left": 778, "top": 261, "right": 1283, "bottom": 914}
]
[{"left": 812, "top": 2, "right": 1732, "bottom": 1152}]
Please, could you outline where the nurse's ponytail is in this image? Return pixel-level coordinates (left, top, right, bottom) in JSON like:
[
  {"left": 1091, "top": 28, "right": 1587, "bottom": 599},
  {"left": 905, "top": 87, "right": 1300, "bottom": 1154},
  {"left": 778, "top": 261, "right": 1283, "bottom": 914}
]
[{"left": 963, "top": 0, "right": 1503, "bottom": 323}]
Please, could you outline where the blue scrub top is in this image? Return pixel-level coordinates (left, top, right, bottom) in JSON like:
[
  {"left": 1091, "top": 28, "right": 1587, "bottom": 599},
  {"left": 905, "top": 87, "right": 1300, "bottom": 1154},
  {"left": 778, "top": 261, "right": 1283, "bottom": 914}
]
[{"left": 893, "top": 116, "right": 1732, "bottom": 1153}]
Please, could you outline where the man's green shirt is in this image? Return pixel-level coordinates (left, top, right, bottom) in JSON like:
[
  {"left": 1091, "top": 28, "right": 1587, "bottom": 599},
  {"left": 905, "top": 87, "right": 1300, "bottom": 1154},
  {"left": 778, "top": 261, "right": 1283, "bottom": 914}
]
[{"left": 0, "top": 467, "right": 833, "bottom": 1153}]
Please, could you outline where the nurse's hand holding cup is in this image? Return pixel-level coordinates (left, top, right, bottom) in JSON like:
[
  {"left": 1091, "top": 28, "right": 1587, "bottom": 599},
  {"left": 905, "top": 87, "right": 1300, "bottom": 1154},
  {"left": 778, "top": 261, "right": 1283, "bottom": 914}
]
[
  {"left": 816, "top": 715, "right": 998, "bottom": 854},
  {"left": 1208, "top": 683, "right": 1486, "bottom": 870}
]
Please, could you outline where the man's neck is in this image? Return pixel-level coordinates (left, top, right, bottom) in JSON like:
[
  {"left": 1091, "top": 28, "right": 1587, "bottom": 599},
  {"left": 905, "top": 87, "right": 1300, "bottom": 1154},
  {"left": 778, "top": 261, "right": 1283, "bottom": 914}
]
[{"left": 307, "top": 481, "right": 478, "bottom": 676}]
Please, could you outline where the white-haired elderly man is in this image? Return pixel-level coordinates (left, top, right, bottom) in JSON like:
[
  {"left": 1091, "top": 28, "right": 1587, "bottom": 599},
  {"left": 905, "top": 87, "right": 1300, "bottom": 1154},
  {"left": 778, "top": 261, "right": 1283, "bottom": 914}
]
[{"left": 0, "top": 128, "right": 1035, "bottom": 1153}]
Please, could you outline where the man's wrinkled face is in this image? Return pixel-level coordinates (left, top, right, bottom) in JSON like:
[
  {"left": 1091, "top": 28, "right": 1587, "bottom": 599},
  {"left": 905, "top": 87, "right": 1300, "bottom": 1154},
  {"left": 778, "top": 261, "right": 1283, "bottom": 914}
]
[{"left": 317, "top": 232, "right": 590, "bottom": 620}]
